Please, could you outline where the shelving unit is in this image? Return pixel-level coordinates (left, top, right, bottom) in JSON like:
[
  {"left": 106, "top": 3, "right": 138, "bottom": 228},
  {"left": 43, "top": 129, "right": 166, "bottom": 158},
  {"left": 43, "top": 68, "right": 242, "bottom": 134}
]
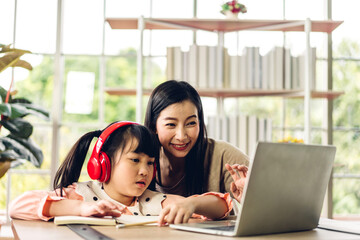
[
  {"left": 105, "top": 17, "right": 343, "bottom": 144},
  {"left": 105, "top": 88, "right": 343, "bottom": 99}
]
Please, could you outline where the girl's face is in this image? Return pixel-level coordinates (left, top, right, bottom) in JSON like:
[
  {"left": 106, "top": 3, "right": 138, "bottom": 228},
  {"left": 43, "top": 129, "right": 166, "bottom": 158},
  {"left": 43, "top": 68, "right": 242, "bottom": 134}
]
[
  {"left": 105, "top": 138, "right": 155, "bottom": 205},
  {"left": 155, "top": 100, "right": 200, "bottom": 160}
]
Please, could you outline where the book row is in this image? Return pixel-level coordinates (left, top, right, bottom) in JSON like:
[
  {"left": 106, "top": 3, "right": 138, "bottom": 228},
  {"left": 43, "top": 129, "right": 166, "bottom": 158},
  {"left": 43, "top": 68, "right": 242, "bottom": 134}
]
[
  {"left": 167, "top": 45, "right": 316, "bottom": 91},
  {"left": 207, "top": 115, "right": 272, "bottom": 156}
]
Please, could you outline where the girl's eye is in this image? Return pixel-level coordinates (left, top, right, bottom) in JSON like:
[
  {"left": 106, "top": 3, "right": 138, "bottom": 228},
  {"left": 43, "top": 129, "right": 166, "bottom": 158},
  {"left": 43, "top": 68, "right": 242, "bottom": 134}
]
[
  {"left": 148, "top": 161, "right": 155, "bottom": 166},
  {"left": 131, "top": 159, "right": 140, "bottom": 163}
]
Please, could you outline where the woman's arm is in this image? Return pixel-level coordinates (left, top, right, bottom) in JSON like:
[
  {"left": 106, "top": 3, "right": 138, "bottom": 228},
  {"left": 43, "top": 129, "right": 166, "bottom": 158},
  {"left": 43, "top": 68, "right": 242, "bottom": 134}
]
[{"left": 158, "top": 192, "right": 230, "bottom": 225}]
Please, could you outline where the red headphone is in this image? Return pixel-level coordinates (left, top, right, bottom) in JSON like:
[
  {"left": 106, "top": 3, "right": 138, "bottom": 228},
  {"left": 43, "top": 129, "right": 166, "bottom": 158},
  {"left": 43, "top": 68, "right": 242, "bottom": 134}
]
[{"left": 87, "top": 121, "right": 156, "bottom": 183}]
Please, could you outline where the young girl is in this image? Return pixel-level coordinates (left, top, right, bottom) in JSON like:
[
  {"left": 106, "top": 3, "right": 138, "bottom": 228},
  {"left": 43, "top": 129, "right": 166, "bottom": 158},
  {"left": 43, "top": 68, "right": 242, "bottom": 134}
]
[{"left": 9, "top": 121, "right": 232, "bottom": 225}]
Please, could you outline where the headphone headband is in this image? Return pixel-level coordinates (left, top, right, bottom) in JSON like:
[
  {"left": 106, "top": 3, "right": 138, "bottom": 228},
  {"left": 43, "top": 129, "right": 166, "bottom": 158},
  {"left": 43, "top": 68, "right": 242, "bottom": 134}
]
[
  {"left": 87, "top": 121, "right": 139, "bottom": 182},
  {"left": 90, "top": 121, "right": 139, "bottom": 162}
]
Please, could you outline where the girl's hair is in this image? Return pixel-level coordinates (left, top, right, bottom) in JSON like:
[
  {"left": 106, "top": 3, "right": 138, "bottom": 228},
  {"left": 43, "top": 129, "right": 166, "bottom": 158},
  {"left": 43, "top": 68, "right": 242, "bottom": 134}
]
[
  {"left": 53, "top": 123, "right": 159, "bottom": 195},
  {"left": 144, "top": 80, "right": 208, "bottom": 196}
]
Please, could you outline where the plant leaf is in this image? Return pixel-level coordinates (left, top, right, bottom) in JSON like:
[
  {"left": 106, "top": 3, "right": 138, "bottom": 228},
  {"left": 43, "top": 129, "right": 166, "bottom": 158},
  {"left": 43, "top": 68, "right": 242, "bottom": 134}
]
[
  {"left": 20, "top": 104, "right": 50, "bottom": 120},
  {"left": 0, "top": 118, "right": 33, "bottom": 138},
  {"left": 0, "top": 51, "right": 24, "bottom": 73},
  {"left": 8, "top": 134, "right": 43, "bottom": 167},
  {"left": 0, "top": 86, "right": 12, "bottom": 103},
  {"left": 0, "top": 103, "right": 11, "bottom": 117},
  {"left": 0, "top": 45, "right": 31, "bottom": 54},
  {"left": 13, "top": 59, "right": 33, "bottom": 71},
  {"left": 0, "top": 137, "right": 41, "bottom": 167}
]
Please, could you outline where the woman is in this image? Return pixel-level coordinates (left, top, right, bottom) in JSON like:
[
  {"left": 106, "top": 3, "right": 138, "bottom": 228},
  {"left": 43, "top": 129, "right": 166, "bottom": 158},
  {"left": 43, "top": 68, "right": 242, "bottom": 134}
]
[{"left": 145, "top": 80, "right": 249, "bottom": 202}]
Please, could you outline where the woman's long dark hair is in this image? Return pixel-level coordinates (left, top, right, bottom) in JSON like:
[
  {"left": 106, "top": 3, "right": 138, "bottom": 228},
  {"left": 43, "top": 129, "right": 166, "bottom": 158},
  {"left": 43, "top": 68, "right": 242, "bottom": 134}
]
[
  {"left": 53, "top": 123, "right": 159, "bottom": 195},
  {"left": 144, "top": 80, "right": 208, "bottom": 196}
]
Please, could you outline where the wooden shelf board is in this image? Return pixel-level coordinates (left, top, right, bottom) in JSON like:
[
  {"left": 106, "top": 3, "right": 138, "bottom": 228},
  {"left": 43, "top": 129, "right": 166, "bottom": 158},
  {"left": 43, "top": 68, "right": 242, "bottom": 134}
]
[
  {"left": 106, "top": 18, "right": 343, "bottom": 33},
  {"left": 105, "top": 88, "right": 344, "bottom": 99}
]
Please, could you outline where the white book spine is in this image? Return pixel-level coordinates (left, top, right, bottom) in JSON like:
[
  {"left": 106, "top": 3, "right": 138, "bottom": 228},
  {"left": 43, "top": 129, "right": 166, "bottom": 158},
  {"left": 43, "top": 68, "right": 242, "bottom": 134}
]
[
  {"left": 261, "top": 53, "right": 269, "bottom": 90},
  {"left": 238, "top": 114, "right": 249, "bottom": 154},
  {"left": 208, "top": 46, "right": 217, "bottom": 88},
  {"left": 284, "top": 48, "right": 292, "bottom": 90},
  {"left": 188, "top": 44, "right": 199, "bottom": 87},
  {"left": 229, "top": 115, "right": 239, "bottom": 147},
  {"left": 166, "top": 47, "right": 175, "bottom": 80},
  {"left": 198, "top": 45, "right": 208, "bottom": 89},
  {"left": 173, "top": 46, "right": 182, "bottom": 81},
  {"left": 230, "top": 55, "right": 239, "bottom": 89},
  {"left": 248, "top": 115, "right": 259, "bottom": 156},
  {"left": 253, "top": 47, "right": 261, "bottom": 89}
]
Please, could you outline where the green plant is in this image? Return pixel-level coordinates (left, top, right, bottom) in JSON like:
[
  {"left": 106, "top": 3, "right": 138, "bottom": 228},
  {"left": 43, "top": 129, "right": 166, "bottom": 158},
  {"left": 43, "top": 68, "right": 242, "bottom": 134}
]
[{"left": 0, "top": 43, "right": 50, "bottom": 178}]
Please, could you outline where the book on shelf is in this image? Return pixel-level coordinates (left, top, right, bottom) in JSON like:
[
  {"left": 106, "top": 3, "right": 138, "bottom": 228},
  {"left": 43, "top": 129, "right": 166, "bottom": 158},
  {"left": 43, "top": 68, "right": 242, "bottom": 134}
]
[
  {"left": 238, "top": 114, "right": 249, "bottom": 154},
  {"left": 284, "top": 48, "right": 292, "bottom": 90},
  {"left": 247, "top": 115, "right": 259, "bottom": 156},
  {"left": 173, "top": 46, "right": 182, "bottom": 81},
  {"left": 166, "top": 47, "right": 175, "bottom": 80},
  {"left": 243, "top": 47, "right": 255, "bottom": 90},
  {"left": 298, "top": 47, "right": 316, "bottom": 90},
  {"left": 274, "top": 46, "right": 284, "bottom": 90},
  {"left": 182, "top": 50, "right": 189, "bottom": 83},
  {"left": 265, "top": 118, "right": 272, "bottom": 142},
  {"left": 208, "top": 46, "right": 217, "bottom": 88},
  {"left": 291, "top": 55, "right": 300, "bottom": 89},
  {"left": 253, "top": 47, "right": 261, "bottom": 89},
  {"left": 207, "top": 114, "right": 272, "bottom": 155},
  {"left": 229, "top": 55, "right": 239, "bottom": 89},
  {"left": 198, "top": 45, "right": 208, "bottom": 89},
  {"left": 188, "top": 44, "right": 199, "bottom": 87},
  {"left": 261, "top": 53, "right": 269, "bottom": 90},
  {"left": 220, "top": 116, "right": 229, "bottom": 142},
  {"left": 238, "top": 54, "right": 247, "bottom": 90},
  {"left": 223, "top": 48, "right": 230, "bottom": 89},
  {"left": 228, "top": 115, "right": 238, "bottom": 147}
]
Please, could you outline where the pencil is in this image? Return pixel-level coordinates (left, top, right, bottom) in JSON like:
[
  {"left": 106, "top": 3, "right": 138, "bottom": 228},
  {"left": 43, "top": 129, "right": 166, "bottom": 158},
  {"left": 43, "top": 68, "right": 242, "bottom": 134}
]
[{"left": 116, "top": 220, "right": 158, "bottom": 228}]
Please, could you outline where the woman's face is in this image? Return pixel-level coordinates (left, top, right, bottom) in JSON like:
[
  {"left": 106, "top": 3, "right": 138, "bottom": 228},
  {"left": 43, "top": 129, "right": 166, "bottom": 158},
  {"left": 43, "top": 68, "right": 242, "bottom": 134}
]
[{"left": 155, "top": 100, "right": 200, "bottom": 160}]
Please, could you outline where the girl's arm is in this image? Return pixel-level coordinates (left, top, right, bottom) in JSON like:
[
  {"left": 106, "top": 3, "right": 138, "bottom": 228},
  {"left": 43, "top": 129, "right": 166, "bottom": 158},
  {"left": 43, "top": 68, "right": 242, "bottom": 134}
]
[
  {"left": 158, "top": 192, "right": 231, "bottom": 225},
  {"left": 9, "top": 185, "right": 123, "bottom": 221},
  {"left": 44, "top": 199, "right": 123, "bottom": 218}
]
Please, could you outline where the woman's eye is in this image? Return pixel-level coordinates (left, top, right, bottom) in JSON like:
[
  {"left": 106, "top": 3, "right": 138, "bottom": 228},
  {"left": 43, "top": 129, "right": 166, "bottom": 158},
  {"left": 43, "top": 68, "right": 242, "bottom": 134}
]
[
  {"left": 165, "top": 123, "right": 175, "bottom": 127},
  {"left": 187, "top": 121, "right": 196, "bottom": 126}
]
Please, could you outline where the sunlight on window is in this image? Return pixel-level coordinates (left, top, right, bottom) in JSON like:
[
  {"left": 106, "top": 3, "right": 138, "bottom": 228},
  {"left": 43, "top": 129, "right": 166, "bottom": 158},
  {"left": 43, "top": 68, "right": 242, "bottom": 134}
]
[{"left": 65, "top": 71, "right": 95, "bottom": 114}]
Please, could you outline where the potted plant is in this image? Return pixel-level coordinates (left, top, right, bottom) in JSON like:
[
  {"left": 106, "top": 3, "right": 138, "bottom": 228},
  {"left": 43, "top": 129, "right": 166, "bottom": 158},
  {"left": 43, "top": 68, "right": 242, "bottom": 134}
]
[
  {"left": 0, "top": 44, "right": 50, "bottom": 178},
  {"left": 221, "top": 0, "right": 247, "bottom": 19}
]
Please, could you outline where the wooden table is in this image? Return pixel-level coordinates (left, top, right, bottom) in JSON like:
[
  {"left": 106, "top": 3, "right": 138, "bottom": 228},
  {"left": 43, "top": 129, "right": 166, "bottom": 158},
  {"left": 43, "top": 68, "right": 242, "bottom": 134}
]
[{"left": 11, "top": 219, "right": 360, "bottom": 240}]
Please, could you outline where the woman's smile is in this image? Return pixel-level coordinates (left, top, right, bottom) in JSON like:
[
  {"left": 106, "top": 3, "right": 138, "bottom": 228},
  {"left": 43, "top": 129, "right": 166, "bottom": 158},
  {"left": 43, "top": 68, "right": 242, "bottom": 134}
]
[{"left": 171, "top": 142, "right": 190, "bottom": 151}]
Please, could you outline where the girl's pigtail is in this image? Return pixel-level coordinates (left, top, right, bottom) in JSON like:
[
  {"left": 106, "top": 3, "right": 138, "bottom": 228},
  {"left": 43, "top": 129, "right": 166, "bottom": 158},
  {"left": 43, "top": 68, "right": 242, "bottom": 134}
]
[{"left": 53, "top": 130, "right": 102, "bottom": 195}]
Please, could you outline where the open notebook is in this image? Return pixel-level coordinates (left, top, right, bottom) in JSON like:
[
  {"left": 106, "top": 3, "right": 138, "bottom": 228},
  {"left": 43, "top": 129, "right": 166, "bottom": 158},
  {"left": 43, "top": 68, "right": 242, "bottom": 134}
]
[{"left": 54, "top": 215, "right": 158, "bottom": 226}]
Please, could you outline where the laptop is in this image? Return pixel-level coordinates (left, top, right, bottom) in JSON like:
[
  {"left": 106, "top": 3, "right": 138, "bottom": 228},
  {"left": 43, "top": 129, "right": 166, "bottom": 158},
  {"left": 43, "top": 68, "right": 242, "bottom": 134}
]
[{"left": 170, "top": 142, "right": 336, "bottom": 237}]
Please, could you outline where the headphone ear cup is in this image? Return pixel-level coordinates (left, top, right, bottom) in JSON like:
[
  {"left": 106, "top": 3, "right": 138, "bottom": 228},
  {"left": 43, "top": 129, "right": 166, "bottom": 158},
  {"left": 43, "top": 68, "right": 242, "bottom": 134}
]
[
  {"left": 87, "top": 156, "right": 101, "bottom": 181},
  {"left": 98, "top": 152, "right": 111, "bottom": 183}
]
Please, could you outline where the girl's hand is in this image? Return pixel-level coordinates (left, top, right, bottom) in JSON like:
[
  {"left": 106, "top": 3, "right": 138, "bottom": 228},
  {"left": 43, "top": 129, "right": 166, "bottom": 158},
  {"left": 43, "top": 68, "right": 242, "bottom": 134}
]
[
  {"left": 79, "top": 200, "right": 125, "bottom": 218},
  {"left": 225, "top": 163, "right": 248, "bottom": 203},
  {"left": 158, "top": 200, "right": 195, "bottom": 226}
]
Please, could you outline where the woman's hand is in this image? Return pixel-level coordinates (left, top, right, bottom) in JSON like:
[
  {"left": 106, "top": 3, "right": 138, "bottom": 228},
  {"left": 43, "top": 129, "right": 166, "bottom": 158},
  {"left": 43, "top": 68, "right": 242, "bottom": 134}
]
[
  {"left": 225, "top": 163, "right": 248, "bottom": 203},
  {"left": 158, "top": 199, "right": 195, "bottom": 226},
  {"left": 79, "top": 200, "right": 125, "bottom": 218}
]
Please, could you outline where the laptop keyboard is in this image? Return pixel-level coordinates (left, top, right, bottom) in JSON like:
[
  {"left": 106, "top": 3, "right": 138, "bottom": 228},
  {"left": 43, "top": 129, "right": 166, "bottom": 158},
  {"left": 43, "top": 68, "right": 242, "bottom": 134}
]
[{"left": 207, "top": 225, "right": 235, "bottom": 231}]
